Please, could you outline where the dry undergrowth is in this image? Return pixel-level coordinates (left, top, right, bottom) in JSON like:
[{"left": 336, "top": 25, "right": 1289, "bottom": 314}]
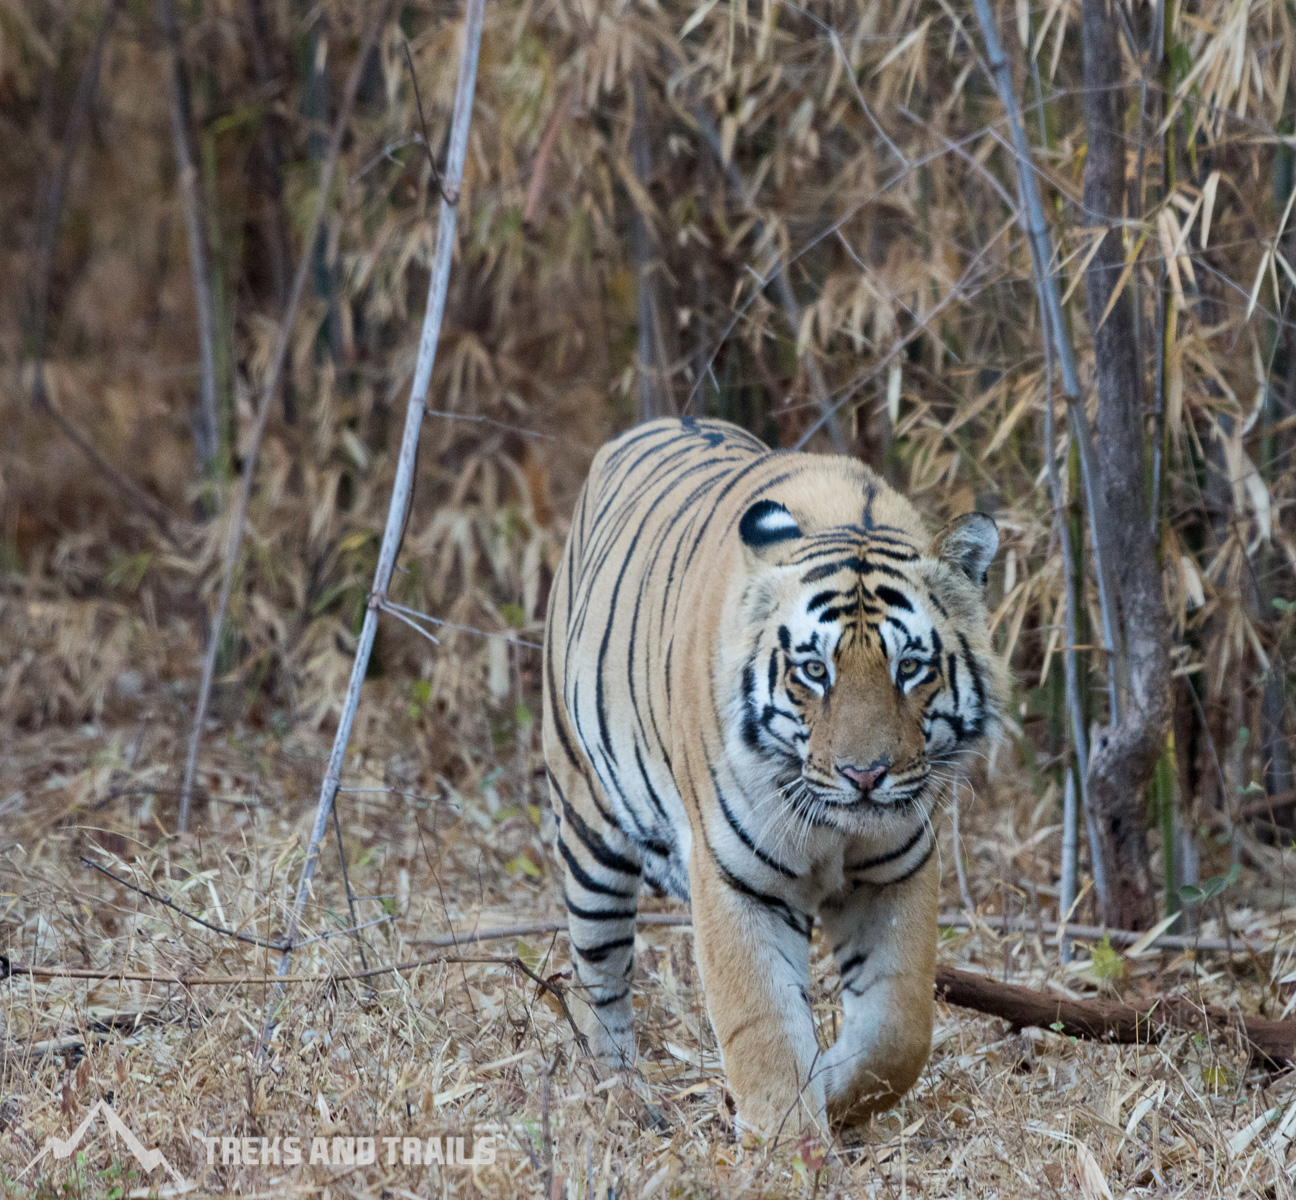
[{"left": 2, "top": 680, "right": 1295, "bottom": 1199}]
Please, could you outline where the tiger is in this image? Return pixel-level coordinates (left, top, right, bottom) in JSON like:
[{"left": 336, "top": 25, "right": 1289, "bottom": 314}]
[{"left": 541, "top": 416, "right": 1006, "bottom": 1138}]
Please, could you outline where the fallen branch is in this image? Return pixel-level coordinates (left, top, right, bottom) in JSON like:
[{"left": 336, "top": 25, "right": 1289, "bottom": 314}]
[
  {"left": 934, "top": 967, "right": 1295, "bottom": 1068},
  {"left": 403, "top": 910, "right": 1276, "bottom": 956}
]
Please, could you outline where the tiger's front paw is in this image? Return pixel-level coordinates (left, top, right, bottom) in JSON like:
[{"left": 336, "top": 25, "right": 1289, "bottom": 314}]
[
  {"left": 572, "top": 995, "right": 636, "bottom": 1070},
  {"left": 729, "top": 1078, "right": 826, "bottom": 1144}
]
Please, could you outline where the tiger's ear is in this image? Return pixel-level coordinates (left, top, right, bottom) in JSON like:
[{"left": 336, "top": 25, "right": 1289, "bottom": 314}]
[
  {"left": 931, "top": 512, "right": 998, "bottom": 587},
  {"left": 739, "top": 499, "right": 802, "bottom": 558}
]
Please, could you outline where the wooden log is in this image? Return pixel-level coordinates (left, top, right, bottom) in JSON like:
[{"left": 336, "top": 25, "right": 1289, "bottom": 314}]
[{"left": 935, "top": 966, "right": 1296, "bottom": 1068}]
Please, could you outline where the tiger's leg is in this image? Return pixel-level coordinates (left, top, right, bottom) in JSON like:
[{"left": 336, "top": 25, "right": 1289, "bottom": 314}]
[
  {"left": 817, "top": 855, "right": 938, "bottom": 1127},
  {"left": 688, "top": 850, "right": 825, "bottom": 1140},
  {"left": 548, "top": 765, "right": 643, "bottom": 1069}
]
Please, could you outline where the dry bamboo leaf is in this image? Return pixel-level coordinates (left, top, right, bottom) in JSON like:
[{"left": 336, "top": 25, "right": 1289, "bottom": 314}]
[
  {"left": 981, "top": 382, "right": 1033, "bottom": 459},
  {"left": 1074, "top": 1139, "right": 1114, "bottom": 1200},
  {"left": 1156, "top": 210, "right": 1185, "bottom": 310},
  {"left": 1059, "top": 227, "right": 1110, "bottom": 306},
  {"left": 1245, "top": 249, "right": 1271, "bottom": 321},
  {"left": 1095, "top": 229, "right": 1148, "bottom": 331},
  {"left": 1199, "top": 169, "right": 1221, "bottom": 248}
]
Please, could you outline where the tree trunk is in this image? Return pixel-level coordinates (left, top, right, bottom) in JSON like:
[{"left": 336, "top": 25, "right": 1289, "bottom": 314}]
[{"left": 1080, "top": 0, "right": 1170, "bottom": 930}]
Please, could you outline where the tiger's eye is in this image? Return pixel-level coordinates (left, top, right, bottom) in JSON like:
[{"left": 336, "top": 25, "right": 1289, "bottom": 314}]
[
  {"left": 896, "top": 656, "right": 922, "bottom": 680},
  {"left": 802, "top": 660, "right": 828, "bottom": 682}
]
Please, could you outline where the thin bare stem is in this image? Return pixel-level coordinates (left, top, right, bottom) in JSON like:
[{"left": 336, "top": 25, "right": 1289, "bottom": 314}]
[
  {"left": 82, "top": 856, "right": 289, "bottom": 949},
  {"left": 177, "top": 0, "right": 392, "bottom": 832},
  {"left": 331, "top": 803, "right": 370, "bottom": 971},
  {"left": 259, "top": 0, "right": 487, "bottom": 1053}
]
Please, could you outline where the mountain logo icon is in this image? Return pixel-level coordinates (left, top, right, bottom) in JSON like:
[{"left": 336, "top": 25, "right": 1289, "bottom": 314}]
[{"left": 21, "top": 1099, "right": 187, "bottom": 1188}]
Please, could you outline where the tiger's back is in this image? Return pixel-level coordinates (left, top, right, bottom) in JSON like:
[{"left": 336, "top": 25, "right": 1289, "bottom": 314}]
[{"left": 543, "top": 416, "right": 1004, "bottom": 1137}]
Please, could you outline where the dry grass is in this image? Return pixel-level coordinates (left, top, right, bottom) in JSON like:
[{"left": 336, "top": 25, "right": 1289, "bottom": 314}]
[
  {"left": 2, "top": 684, "right": 1295, "bottom": 1198},
  {"left": 4, "top": 0, "right": 1296, "bottom": 1193}
]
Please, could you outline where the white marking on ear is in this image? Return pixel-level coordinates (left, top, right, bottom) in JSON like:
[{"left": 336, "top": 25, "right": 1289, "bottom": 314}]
[{"left": 739, "top": 500, "right": 803, "bottom": 550}]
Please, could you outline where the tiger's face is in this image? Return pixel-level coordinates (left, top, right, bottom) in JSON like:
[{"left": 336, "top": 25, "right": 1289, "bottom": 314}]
[{"left": 728, "top": 487, "right": 1003, "bottom": 834}]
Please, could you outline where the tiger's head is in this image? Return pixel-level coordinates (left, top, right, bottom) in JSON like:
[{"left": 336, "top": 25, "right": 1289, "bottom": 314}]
[{"left": 724, "top": 465, "right": 1007, "bottom": 835}]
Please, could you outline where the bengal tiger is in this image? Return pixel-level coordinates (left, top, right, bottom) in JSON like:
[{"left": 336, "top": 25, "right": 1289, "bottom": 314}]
[{"left": 542, "top": 416, "right": 1006, "bottom": 1138}]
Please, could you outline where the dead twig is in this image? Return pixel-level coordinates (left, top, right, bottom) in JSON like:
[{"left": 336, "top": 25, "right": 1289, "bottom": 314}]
[
  {"left": 692, "top": 107, "right": 846, "bottom": 452},
  {"left": 400, "top": 38, "right": 452, "bottom": 205},
  {"left": 81, "top": 855, "right": 289, "bottom": 949},
  {"left": 80, "top": 856, "right": 391, "bottom": 951}
]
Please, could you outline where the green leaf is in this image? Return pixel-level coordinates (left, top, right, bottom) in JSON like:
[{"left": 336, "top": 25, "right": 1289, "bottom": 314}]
[
  {"left": 515, "top": 702, "right": 534, "bottom": 726},
  {"left": 500, "top": 602, "right": 527, "bottom": 628},
  {"left": 1178, "top": 884, "right": 1205, "bottom": 904},
  {"left": 1090, "top": 933, "right": 1124, "bottom": 981},
  {"left": 1049, "top": 1020, "right": 1066, "bottom": 1032},
  {"left": 516, "top": 940, "right": 543, "bottom": 971},
  {"left": 505, "top": 852, "right": 543, "bottom": 878},
  {"left": 1273, "top": 597, "right": 1293, "bottom": 613},
  {"left": 1200, "top": 863, "right": 1240, "bottom": 899},
  {"left": 1202, "top": 1065, "right": 1232, "bottom": 1090},
  {"left": 381, "top": 896, "right": 398, "bottom": 917}
]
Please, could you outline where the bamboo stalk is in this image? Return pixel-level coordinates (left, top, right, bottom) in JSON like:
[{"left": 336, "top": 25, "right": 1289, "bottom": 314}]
[
  {"left": 155, "top": 0, "right": 220, "bottom": 493},
  {"left": 176, "top": 0, "right": 391, "bottom": 832},
  {"left": 260, "top": 0, "right": 486, "bottom": 1048},
  {"left": 968, "top": 0, "right": 1124, "bottom": 716}
]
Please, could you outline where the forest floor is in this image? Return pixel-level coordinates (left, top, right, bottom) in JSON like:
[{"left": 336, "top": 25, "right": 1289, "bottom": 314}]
[{"left": 2, "top": 672, "right": 1295, "bottom": 1199}]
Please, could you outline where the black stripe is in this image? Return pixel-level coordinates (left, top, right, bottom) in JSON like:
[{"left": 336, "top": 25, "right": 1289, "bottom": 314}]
[
  {"left": 707, "top": 759, "right": 799, "bottom": 878},
  {"left": 556, "top": 782, "right": 641, "bottom": 876},
  {"left": 955, "top": 630, "right": 987, "bottom": 737},
  {"left": 574, "top": 935, "right": 635, "bottom": 964},
  {"left": 714, "top": 858, "right": 813, "bottom": 937},
  {"left": 633, "top": 742, "right": 672, "bottom": 825},
  {"left": 846, "top": 822, "right": 928, "bottom": 872},
  {"left": 839, "top": 951, "right": 867, "bottom": 978},
  {"left": 874, "top": 585, "right": 913, "bottom": 611},
  {"left": 591, "top": 988, "right": 630, "bottom": 1007},
  {"left": 564, "top": 894, "right": 637, "bottom": 921},
  {"left": 545, "top": 656, "right": 617, "bottom": 827},
  {"left": 558, "top": 838, "right": 638, "bottom": 899},
  {"left": 802, "top": 557, "right": 863, "bottom": 583},
  {"left": 882, "top": 838, "right": 936, "bottom": 885}
]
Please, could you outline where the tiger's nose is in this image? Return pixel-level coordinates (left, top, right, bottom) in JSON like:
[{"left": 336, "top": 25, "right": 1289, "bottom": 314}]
[{"left": 839, "top": 759, "right": 889, "bottom": 793}]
